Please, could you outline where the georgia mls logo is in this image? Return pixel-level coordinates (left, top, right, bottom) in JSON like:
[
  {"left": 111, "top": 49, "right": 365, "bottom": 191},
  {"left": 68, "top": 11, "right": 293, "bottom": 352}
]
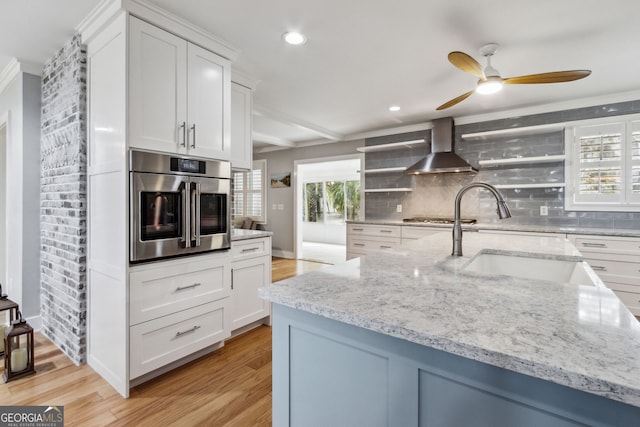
[{"left": 0, "top": 405, "right": 64, "bottom": 426}]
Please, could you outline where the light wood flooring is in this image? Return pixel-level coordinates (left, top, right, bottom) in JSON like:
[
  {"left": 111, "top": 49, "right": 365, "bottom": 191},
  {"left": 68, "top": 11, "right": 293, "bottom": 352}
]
[{"left": 0, "top": 256, "right": 326, "bottom": 426}]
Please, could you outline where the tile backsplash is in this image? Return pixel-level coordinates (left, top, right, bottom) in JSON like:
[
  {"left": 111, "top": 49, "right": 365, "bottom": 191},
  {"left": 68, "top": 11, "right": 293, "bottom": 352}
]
[{"left": 364, "top": 100, "right": 640, "bottom": 231}]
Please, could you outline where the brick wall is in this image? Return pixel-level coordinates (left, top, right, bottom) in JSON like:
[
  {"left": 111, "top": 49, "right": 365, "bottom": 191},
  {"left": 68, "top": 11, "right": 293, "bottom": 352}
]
[{"left": 40, "top": 33, "right": 87, "bottom": 364}]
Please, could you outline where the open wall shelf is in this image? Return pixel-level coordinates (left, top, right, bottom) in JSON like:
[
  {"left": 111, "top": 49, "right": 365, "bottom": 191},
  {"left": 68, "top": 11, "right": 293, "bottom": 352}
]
[
  {"left": 357, "top": 139, "right": 424, "bottom": 152},
  {"left": 479, "top": 155, "right": 565, "bottom": 166},
  {"left": 461, "top": 123, "right": 565, "bottom": 140}
]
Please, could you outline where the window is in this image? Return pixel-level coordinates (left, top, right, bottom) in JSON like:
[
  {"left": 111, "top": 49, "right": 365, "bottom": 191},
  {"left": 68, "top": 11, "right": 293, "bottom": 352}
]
[
  {"left": 565, "top": 115, "right": 640, "bottom": 211},
  {"left": 303, "top": 180, "right": 361, "bottom": 224},
  {"left": 233, "top": 159, "right": 266, "bottom": 222}
]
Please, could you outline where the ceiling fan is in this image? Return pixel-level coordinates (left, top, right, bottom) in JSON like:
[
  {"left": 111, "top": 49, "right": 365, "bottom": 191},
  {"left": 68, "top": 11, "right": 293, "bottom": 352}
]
[{"left": 436, "top": 43, "right": 591, "bottom": 110}]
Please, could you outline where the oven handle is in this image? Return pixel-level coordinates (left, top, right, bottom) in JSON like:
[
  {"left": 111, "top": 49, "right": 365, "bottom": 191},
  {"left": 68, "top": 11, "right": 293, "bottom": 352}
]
[
  {"left": 181, "top": 181, "right": 191, "bottom": 248},
  {"left": 191, "top": 182, "right": 201, "bottom": 247}
]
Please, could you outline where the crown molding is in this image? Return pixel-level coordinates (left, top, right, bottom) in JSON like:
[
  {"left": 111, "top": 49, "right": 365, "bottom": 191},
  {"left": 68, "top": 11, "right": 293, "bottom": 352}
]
[
  {"left": 231, "top": 68, "right": 261, "bottom": 90},
  {"left": 77, "top": 0, "right": 239, "bottom": 61},
  {"left": 0, "top": 58, "right": 42, "bottom": 96},
  {"left": 455, "top": 89, "right": 640, "bottom": 126}
]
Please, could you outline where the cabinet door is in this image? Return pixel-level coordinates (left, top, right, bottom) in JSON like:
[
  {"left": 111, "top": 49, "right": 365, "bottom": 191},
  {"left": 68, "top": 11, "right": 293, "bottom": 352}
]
[
  {"left": 187, "top": 43, "right": 230, "bottom": 160},
  {"left": 230, "top": 82, "right": 253, "bottom": 170},
  {"left": 231, "top": 255, "right": 271, "bottom": 330},
  {"left": 129, "top": 17, "right": 187, "bottom": 153}
]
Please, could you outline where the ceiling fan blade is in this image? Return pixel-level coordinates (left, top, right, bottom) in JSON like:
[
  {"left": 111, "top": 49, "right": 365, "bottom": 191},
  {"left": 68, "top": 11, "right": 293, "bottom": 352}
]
[
  {"left": 448, "top": 52, "right": 484, "bottom": 79},
  {"left": 436, "top": 90, "right": 475, "bottom": 111},
  {"left": 503, "top": 70, "right": 591, "bottom": 85}
]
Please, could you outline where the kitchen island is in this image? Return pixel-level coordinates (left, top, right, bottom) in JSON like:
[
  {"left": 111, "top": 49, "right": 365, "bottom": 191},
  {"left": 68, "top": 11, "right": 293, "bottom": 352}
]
[{"left": 259, "top": 231, "right": 640, "bottom": 426}]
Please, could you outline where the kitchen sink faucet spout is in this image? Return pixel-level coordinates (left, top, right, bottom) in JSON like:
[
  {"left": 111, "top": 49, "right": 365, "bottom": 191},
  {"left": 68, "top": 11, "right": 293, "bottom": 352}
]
[{"left": 452, "top": 182, "right": 511, "bottom": 256}]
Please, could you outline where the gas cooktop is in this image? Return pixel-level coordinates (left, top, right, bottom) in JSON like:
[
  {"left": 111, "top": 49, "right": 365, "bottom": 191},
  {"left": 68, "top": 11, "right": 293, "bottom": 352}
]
[{"left": 402, "top": 217, "right": 477, "bottom": 225}]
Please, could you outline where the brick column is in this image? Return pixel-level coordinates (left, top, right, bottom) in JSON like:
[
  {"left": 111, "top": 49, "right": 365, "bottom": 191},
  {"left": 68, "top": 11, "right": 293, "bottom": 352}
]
[{"left": 40, "top": 33, "right": 87, "bottom": 364}]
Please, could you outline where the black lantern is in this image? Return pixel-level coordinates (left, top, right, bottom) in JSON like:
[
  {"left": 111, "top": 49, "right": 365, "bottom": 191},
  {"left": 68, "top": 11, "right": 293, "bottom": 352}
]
[
  {"left": 3, "top": 310, "right": 36, "bottom": 382},
  {"left": 0, "top": 284, "right": 19, "bottom": 357}
]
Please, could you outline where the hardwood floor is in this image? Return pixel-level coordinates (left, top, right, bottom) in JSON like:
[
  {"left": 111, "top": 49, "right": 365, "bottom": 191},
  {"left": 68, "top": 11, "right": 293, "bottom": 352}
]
[{"left": 0, "top": 257, "right": 327, "bottom": 426}]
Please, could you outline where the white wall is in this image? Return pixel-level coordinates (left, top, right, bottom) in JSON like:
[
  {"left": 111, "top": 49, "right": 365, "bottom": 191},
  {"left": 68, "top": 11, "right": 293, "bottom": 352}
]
[
  {"left": 0, "top": 72, "right": 41, "bottom": 319},
  {"left": 254, "top": 139, "right": 364, "bottom": 257},
  {"left": 0, "top": 123, "right": 6, "bottom": 290}
]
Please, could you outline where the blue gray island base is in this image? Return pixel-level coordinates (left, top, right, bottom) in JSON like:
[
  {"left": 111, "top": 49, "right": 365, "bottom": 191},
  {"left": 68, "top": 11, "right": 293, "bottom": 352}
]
[{"left": 272, "top": 304, "right": 640, "bottom": 427}]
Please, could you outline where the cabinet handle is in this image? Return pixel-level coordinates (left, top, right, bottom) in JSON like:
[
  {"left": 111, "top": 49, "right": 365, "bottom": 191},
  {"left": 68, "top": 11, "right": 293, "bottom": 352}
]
[
  {"left": 582, "top": 242, "right": 606, "bottom": 248},
  {"left": 241, "top": 247, "right": 260, "bottom": 253},
  {"left": 175, "top": 283, "right": 202, "bottom": 291},
  {"left": 179, "top": 121, "right": 187, "bottom": 147},
  {"left": 231, "top": 268, "right": 234, "bottom": 290},
  {"left": 190, "top": 123, "right": 196, "bottom": 148},
  {"left": 352, "top": 228, "right": 363, "bottom": 231},
  {"left": 590, "top": 266, "right": 607, "bottom": 271},
  {"left": 354, "top": 243, "right": 365, "bottom": 247},
  {"left": 379, "top": 245, "right": 392, "bottom": 249},
  {"left": 175, "top": 325, "right": 201, "bottom": 338},
  {"left": 380, "top": 230, "right": 393, "bottom": 233}
]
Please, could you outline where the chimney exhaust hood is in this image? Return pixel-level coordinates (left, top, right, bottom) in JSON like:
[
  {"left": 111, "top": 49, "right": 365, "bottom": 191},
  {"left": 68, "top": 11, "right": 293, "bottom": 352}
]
[{"left": 404, "top": 117, "right": 477, "bottom": 175}]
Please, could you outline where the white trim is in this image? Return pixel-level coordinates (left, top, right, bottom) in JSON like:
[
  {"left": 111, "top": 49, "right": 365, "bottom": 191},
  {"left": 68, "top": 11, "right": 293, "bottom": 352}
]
[
  {"left": 78, "top": 0, "right": 239, "bottom": 61},
  {"left": 231, "top": 68, "right": 260, "bottom": 90},
  {"left": 25, "top": 314, "right": 42, "bottom": 332},
  {"left": 455, "top": 89, "right": 640, "bottom": 126},
  {"left": 253, "top": 132, "right": 295, "bottom": 148},
  {"left": 0, "top": 112, "right": 7, "bottom": 302},
  {"left": 0, "top": 59, "right": 22, "bottom": 96},
  {"left": 294, "top": 154, "right": 364, "bottom": 260},
  {"left": 272, "top": 249, "right": 295, "bottom": 259}
]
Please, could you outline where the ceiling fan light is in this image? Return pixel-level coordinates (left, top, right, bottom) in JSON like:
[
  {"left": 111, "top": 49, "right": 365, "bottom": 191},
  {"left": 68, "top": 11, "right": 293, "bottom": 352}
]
[{"left": 476, "top": 77, "right": 503, "bottom": 95}]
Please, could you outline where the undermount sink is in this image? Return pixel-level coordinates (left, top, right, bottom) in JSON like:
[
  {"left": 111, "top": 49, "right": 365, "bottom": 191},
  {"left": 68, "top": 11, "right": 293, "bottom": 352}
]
[{"left": 463, "top": 252, "right": 598, "bottom": 286}]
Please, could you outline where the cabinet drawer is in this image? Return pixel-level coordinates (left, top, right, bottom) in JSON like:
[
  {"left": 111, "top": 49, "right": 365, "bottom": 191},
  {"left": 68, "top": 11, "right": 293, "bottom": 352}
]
[
  {"left": 348, "top": 237, "right": 401, "bottom": 254},
  {"left": 347, "top": 224, "right": 400, "bottom": 237},
  {"left": 130, "top": 299, "right": 230, "bottom": 379},
  {"left": 231, "top": 237, "right": 270, "bottom": 261},
  {"left": 573, "top": 236, "right": 640, "bottom": 256},
  {"left": 130, "top": 257, "right": 230, "bottom": 325},
  {"left": 611, "top": 290, "right": 640, "bottom": 315},
  {"left": 583, "top": 258, "right": 640, "bottom": 279}
]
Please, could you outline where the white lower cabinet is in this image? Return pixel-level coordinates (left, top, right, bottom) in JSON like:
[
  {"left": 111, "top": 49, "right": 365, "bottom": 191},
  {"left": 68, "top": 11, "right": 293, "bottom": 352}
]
[
  {"left": 346, "top": 224, "right": 401, "bottom": 260},
  {"left": 569, "top": 234, "right": 640, "bottom": 315},
  {"left": 231, "top": 236, "right": 272, "bottom": 333},
  {"left": 128, "top": 251, "right": 231, "bottom": 380},
  {"left": 130, "top": 298, "right": 229, "bottom": 379}
]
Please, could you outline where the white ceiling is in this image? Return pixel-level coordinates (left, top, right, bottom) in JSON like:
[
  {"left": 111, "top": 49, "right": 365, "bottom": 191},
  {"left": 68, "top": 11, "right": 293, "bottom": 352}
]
[{"left": 2, "top": 0, "right": 640, "bottom": 149}]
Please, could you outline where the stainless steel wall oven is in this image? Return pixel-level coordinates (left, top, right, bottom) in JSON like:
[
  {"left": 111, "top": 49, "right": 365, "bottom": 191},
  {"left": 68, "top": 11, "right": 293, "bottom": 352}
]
[{"left": 130, "top": 150, "right": 231, "bottom": 263}]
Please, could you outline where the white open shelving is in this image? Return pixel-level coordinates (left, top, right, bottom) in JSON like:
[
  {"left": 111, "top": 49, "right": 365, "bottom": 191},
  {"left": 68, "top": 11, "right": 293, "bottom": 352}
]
[
  {"left": 461, "top": 123, "right": 565, "bottom": 140},
  {"left": 356, "top": 139, "right": 424, "bottom": 152},
  {"left": 494, "top": 183, "right": 565, "bottom": 189},
  {"left": 363, "top": 167, "right": 407, "bottom": 174},
  {"left": 363, "top": 188, "right": 413, "bottom": 193},
  {"left": 478, "top": 154, "right": 566, "bottom": 166}
]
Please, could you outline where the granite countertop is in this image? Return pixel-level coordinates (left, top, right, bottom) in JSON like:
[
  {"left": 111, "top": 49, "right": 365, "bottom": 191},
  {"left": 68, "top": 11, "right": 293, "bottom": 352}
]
[
  {"left": 259, "top": 231, "right": 640, "bottom": 408},
  {"left": 347, "top": 219, "right": 640, "bottom": 238},
  {"left": 231, "top": 228, "right": 273, "bottom": 241}
]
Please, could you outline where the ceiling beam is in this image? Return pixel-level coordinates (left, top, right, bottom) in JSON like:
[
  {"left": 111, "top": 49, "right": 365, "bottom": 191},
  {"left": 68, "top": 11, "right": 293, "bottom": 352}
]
[
  {"left": 252, "top": 131, "right": 295, "bottom": 147},
  {"left": 253, "top": 103, "right": 344, "bottom": 141}
]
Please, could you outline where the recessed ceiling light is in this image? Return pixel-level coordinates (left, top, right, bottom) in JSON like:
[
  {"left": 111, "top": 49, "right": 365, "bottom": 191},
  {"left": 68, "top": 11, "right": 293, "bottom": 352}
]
[
  {"left": 283, "top": 32, "right": 307, "bottom": 45},
  {"left": 389, "top": 105, "right": 401, "bottom": 112}
]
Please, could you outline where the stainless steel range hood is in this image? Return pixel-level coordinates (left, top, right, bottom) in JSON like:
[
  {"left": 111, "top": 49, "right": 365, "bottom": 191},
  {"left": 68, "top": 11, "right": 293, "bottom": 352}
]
[{"left": 404, "top": 117, "right": 477, "bottom": 175}]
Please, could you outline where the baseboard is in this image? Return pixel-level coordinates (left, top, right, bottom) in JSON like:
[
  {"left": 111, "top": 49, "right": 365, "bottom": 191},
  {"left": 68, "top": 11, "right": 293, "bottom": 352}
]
[
  {"left": 25, "top": 314, "right": 42, "bottom": 332},
  {"left": 272, "top": 249, "right": 295, "bottom": 259}
]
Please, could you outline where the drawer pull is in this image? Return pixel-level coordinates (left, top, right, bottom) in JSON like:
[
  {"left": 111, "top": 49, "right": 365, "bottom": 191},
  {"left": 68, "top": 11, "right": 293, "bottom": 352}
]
[
  {"left": 380, "top": 230, "right": 393, "bottom": 233},
  {"left": 354, "top": 243, "right": 365, "bottom": 247},
  {"left": 175, "top": 325, "right": 201, "bottom": 337},
  {"left": 175, "top": 283, "right": 202, "bottom": 291},
  {"left": 352, "top": 228, "right": 364, "bottom": 231},
  {"left": 590, "top": 266, "right": 607, "bottom": 272},
  {"left": 241, "top": 247, "right": 260, "bottom": 253},
  {"left": 379, "top": 245, "right": 392, "bottom": 249},
  {"left": 582, "top": 242, "right": 606, "bottom": 248}
]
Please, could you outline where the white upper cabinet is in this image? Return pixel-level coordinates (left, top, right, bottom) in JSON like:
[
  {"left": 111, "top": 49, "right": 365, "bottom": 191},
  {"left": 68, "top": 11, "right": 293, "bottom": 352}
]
[
  {"left": 230, "top": 82, "right": 253, "bottom": 170},
  {"left": 129, "top": 17, "right": 230, "bottom": 160}
]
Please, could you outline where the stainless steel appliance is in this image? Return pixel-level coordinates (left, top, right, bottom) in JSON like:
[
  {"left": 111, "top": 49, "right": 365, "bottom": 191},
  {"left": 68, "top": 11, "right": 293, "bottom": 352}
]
[{"left": 130, "top": 150, "right": 231, "bottom": 263}]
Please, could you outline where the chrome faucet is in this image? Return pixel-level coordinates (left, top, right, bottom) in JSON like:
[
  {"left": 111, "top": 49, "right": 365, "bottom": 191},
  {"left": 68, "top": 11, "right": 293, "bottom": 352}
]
[{"left": 452, "top": 182, "right": 511, "bottom": 256}]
